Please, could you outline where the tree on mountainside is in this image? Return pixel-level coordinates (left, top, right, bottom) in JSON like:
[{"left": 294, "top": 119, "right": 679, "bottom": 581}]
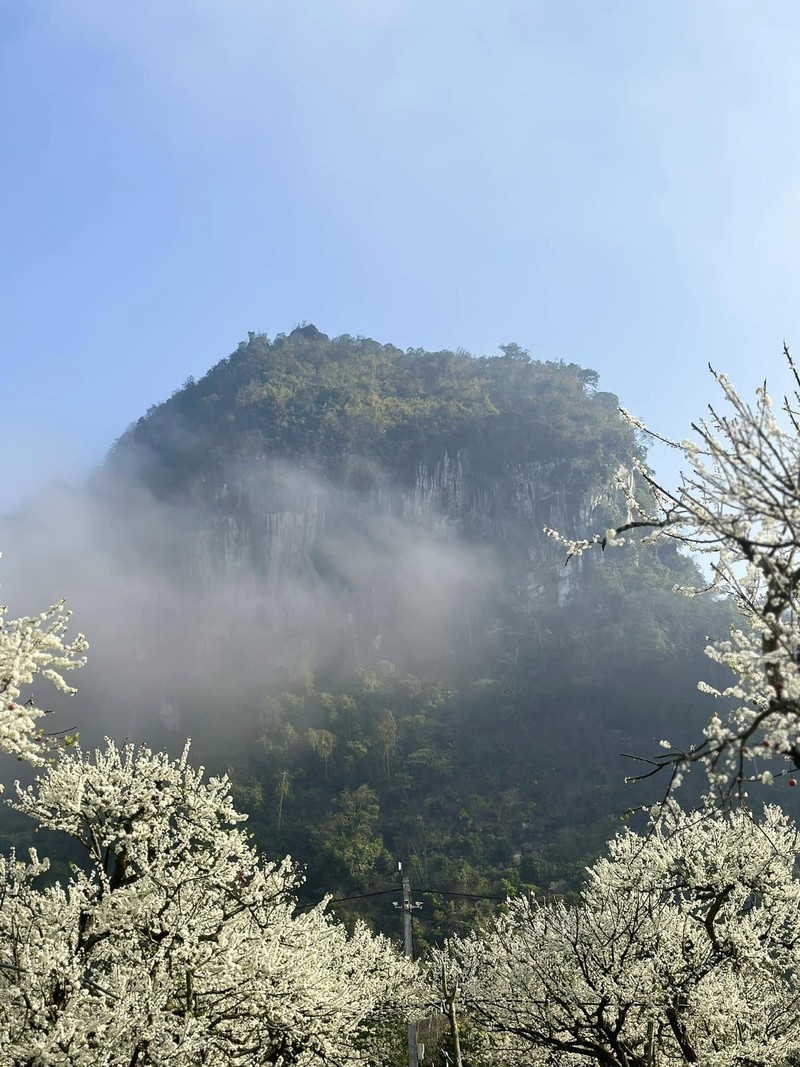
[
  {"left": 547, "top": 349, "right": 800, "bottom": 795},
  {"left": 111, "top": 327, "right": 632, "bottom": 495},
  {"left": 436, "top": 804, "right": 800, "bottom": 1067}
]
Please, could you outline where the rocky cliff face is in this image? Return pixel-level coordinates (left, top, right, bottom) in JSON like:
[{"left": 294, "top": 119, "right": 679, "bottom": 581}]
[
  {"left": 186, "top": 446, "right": 612, "bottom": 591},
  {"left": 101, "top": 327, "right": 633, "bottom": 595}
]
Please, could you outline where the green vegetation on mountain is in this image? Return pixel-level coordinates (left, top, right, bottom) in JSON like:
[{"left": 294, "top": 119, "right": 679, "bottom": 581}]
[
  {"left": 234, "top": 543, "right": 726, "bottom": 944},
  {"left": 40, "top": 327, "right": 736, "bottom": 940},
  {"left": 111, "top": 325, "right": 630, "bottom": 505}
]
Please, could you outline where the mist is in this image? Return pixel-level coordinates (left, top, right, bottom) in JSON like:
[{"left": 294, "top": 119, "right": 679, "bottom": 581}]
[{"left": 0, "top": 451, "right": 499, "bottom": 761}]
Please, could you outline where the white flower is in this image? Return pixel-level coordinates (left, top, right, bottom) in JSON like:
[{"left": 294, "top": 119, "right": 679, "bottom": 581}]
[
  {"left": 0, "top": 553, "right": 87, "bottom": 770},
  {"left": 2, "top": 739, "right": 421, "bottom": 1064},
  {"left": 548, "top": 353, "right": 800, "bottom": 796},
  {"left": 444, "top": 804, "right": 800, "bottom": 1067}
]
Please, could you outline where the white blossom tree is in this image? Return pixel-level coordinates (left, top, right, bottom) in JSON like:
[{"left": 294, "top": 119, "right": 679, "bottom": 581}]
[
  {"left": 0, "top": 739, "right": 420, "bottom": 1067},
  {"left": 545, "top": 349, "right": 800, "bottom": 794},
  {"left": 437, "top": 804, "right": 800, "bottom": 1067},
  {"left": 0, "top": 551, "right": 87, "bottom": 767}
]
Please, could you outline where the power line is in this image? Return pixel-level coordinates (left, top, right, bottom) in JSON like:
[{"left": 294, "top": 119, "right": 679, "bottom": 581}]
[
  {"left": 295, "top": 887, "right": 397, "bottom": 911},
  {"left": 420, "top": 888, "right": 507, "bottom": 901},
  {"left": 297, "top": 885, "right": 508, "bottom": 911},
  {"left": 331, "top": 887, "right": 398, "bottom": 903}
]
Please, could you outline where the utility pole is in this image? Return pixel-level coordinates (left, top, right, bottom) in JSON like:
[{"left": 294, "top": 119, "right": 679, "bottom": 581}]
[{"left": 395, "top": 862, "right": 422, "bottom": 1067}]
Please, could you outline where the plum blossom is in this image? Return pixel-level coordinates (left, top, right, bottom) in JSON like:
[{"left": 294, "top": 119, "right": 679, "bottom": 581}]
[
  {"left": 548, "top": 349, "right": 800, "bottom": 794},
  {"left": 0, "top": 739, "right": 420, "bottom": 1066},
  {"left": 435, "top": 804, "right": 800, "bottom": 1067},
  {"left": 0, "top": 551, "right": 87, "bottom": 767}
]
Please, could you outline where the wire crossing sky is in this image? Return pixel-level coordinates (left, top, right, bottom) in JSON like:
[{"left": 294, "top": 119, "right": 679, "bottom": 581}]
[{"left": 3, "top": 0, "right": 800, "bottom": 508}]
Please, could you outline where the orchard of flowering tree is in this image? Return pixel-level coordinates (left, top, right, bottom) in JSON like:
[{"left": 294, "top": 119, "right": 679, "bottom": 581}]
[{"left": 7, "top": 356, "right": 800, "bottom": 1066}]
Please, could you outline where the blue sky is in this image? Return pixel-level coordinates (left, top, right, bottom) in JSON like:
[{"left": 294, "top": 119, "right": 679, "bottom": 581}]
[{"left": 3, "top": 0, "right": 800, "bottom": 508}]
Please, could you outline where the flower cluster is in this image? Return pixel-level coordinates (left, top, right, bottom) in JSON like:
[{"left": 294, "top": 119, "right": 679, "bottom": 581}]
[
  {"left": 0, "top": 552, "right": 87, "bottom": 767},
  {"left": 436, "top": 804, "right": 800, "bottom": 1067},
  {"left": 1, "top": 739, "right": 420, "bottom": 1066},
  {"left": 547, "top": 352, "right": 800, "bottom": 794}
]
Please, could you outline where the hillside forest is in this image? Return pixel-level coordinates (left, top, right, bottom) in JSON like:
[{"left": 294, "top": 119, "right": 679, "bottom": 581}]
[{"left": 0, "top": 325, "right": 744, "bottom": 947}]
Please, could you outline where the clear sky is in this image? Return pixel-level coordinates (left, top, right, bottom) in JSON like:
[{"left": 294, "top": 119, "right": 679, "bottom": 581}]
[{"left": 3, "top": 0, "right": 800, "bottom": 509}]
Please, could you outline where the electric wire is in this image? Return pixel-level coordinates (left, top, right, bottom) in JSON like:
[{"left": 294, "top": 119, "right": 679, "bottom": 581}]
[{"left": 296, "top": 886, "right": 507, "bottom": 911}]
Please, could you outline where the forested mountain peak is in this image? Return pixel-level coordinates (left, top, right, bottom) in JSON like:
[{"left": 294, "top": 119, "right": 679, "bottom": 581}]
[
  {"left": 1, "top": 327, "right": 733, "bottom": 944},
  {"left": 108, "top": 328, "right": 632, "bottom": 509}
]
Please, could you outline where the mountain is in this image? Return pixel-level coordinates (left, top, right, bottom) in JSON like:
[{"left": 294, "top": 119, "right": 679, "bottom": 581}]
[
  {"left": 1, "top": 326, "right": 732, "bottom": 940},
  {"left": 107, "top": 326, "right": 629, "bottom": 571}
]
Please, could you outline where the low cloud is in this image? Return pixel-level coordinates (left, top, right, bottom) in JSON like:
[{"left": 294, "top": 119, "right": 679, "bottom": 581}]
[{"left": 0, "top": 453, "right": 498, "bottom": 755}]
